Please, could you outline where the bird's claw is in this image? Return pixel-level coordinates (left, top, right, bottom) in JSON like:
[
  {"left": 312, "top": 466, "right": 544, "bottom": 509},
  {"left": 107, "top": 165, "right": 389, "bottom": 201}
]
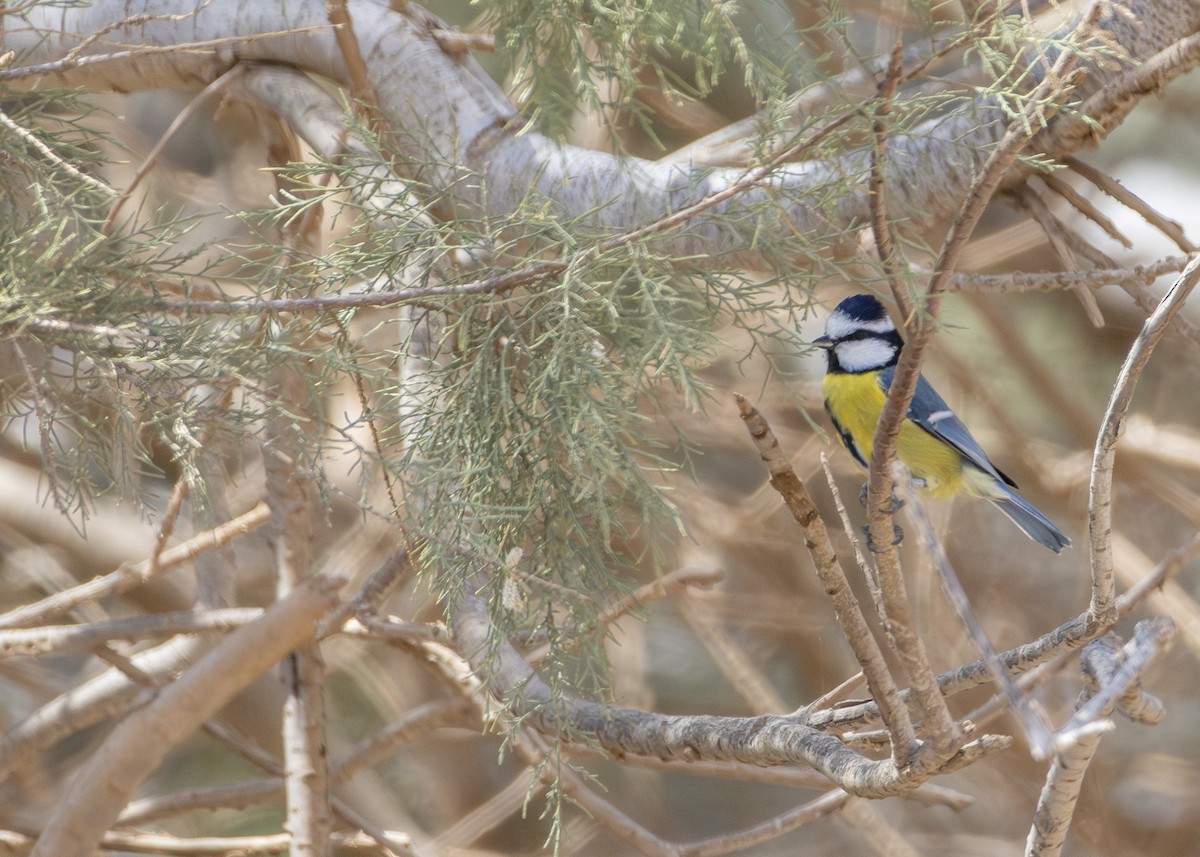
[
  {"left": 861, "top": 523, "right": 904, "bottom": 553},
  {"left": 858, "top": 483, "right": 905, "bottom": 514}
]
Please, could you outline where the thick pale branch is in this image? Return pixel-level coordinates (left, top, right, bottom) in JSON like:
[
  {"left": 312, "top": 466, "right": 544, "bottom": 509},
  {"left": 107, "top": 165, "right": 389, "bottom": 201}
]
[
  {"left": 449, "top": 586, "right": 1009, "bottom": 799},
  {"left": 6, "top": 0, "right": 1200, "bottom": 266}
]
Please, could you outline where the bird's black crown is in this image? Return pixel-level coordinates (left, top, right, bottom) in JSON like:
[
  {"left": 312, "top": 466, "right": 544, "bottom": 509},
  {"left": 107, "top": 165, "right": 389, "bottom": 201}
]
[{"left": 833, "top": 294, "right": 887, "bottom": 323}]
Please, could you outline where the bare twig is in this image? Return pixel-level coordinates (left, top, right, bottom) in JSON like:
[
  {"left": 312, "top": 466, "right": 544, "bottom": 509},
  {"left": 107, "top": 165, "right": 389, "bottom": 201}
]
[
  {"left": 0, "top": 28, "right": 334, "bottom": 82},
  {"left": 949, "top": 255, "right": 1193, "bottom": 294},
  {"left": 0, "top": 501, "right": 270, "bottom": 630},
  {"left": 1088, "top": 254, "right": 1200, "bottom": 624},
  {"left": 868, "top": 42, "right": 915, "bottom": 324},
  {"left": 1011, "top": 184, "right": 1104, "bottom": 326},
  {"left": 736, "top": 395, "right": 919, "bottom": 762},
  {"left": 103, "top": 64, "right": 246, "bottom": 233},
  {"left": 1038, "top": 170, "right": 1132, "bottom": 249},
  {"left": 1025, "top": 620, "right": 1174, "bottom": 857},
  {"left": 1066, "top": 157, "right": 1196, "bottom": 252},
  {"left": 28, "top": 575, "right": 343, "bottom": 857},
  {"left": 5, "top": 827, "right": 403, "bottom": 856},
  {"left": 326, "top": 0, "right": 380, "bottom": 110},
  {"left": 894, "top": 464, "right": 1055, "bottom": 759},
  {"left": 0, "top": 105, "right": 115, "bottom": 195},
  {"left": 0, "top": 608, "right": 262, "bottom": 657}
]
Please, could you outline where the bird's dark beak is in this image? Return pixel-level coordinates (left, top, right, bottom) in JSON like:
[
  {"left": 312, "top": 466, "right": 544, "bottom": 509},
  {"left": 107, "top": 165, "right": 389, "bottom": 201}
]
[{"left": 810, "top": 335, "right": 832, "bottom": 349}]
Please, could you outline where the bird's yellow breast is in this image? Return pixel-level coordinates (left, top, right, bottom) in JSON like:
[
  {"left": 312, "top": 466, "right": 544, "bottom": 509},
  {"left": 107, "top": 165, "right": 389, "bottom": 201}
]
[{"left": 822, "top": 371, "right": 966, "bottom": 498}]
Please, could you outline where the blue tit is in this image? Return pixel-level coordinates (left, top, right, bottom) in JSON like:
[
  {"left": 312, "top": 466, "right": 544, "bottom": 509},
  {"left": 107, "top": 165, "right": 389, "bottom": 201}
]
[{"left": 813, "top": 294, "right": 1071, "bottom": 553}]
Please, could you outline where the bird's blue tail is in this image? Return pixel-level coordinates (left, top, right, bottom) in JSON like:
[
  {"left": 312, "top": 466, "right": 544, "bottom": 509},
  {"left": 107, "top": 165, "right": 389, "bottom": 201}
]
[{"left": 989, "top": 486, "right": 1071, "bottom": 554}]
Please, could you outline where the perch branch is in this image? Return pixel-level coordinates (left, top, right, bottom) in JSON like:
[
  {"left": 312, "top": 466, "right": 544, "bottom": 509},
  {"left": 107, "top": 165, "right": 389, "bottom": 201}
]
[
  {"left": 736, "top": 395, "right": 919, "bottom": 762},
  {"left": 449, "top": 582, "right": 1009, "bottom": 799}
]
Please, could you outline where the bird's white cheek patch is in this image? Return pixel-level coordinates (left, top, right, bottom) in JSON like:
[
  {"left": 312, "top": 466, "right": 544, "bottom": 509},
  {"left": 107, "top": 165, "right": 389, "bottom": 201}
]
[
  {"left": 834, "top": 339, "right": 896, "bottom": 372},
  {"left": 825, "top": 311, "right": 896, "bottom": 340}
]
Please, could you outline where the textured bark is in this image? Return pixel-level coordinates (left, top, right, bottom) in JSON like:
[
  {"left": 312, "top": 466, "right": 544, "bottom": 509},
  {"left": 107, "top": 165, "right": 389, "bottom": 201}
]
[
  {"left": 5, "top": 0, "right": 1200, "bottom": 267},
  {"left": 449, "top": 589, "right": 1010, "bottom": 799}
]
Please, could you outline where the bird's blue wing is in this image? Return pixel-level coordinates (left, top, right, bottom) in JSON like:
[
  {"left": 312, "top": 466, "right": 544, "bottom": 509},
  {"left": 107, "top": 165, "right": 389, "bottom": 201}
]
[{"left": 877, "top": 367, "right": 1017, "bottom": 488}]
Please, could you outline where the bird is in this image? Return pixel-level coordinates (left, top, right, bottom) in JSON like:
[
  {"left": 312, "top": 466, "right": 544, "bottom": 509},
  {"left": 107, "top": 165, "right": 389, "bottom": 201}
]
[{"left": 812, "top": 293, "right": 1071, "bottom": 553}]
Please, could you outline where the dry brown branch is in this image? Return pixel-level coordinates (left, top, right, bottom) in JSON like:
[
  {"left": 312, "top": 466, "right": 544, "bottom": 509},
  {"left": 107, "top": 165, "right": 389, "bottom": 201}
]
[
  {"left": 1066, "top": 157, "right": 1196, "bottom": 252},
  {"left": 27, "top": 574, "right": 343, "bottom": 857},
  {"left": 1010, "top": 184, "right": 1104, "bottom": 326},
  {"left": 948, "top": 255, "right": 1192, "bottom": 294},
  {"left": 3, "top": 827, "right": 402, "bottom": 856},
  {"left": 0, "top": 501, "right": 270, "bottom": 630},
  {"left": 868, "top": 42, "right": 915, "bottom": 324},
  {"left": 1113, "top": 533, "right": 1200, "bottom": 662},
  {"left": 1038, "top": 170, "right": 1132, "bottom": 249},
  {"left": 326, "top": 0, "right": 379, "bottom": 111},
  {"left": 893, "top": 464, "right": 1055, "bottom": 759},
  {"left": 103, "top": 64, "right": 246, "bottom": 233},
  {"left": 735, "top": 394, "right": 919, "bottom": 761},
  {"left": 0, "top": 608, "right": 262, "bottom": 657}
]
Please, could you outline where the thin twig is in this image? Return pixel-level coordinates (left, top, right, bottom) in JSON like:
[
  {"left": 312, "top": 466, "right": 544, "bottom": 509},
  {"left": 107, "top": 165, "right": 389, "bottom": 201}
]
[
  {"left": 949, "top": 255, "right": 1192, "bottom": 294},
  {"left": 103, "top": 64, "right": 246, "bottom": 234},
  {"left": 0, "top": 105, "right": 115, "bottom": 195},
  {"left": 1038, "top": 170, "right": 1132, "bottom": 249},
  {"left": 1066, "top": 157, "right": 1196, "bottom": 252},
  {"left": 0, "top": 501, "right": 271, "bottom": 630},
  {"left": 0, "top": 28, "right": 334, "bottom": 82},
  {"left": 868, "top": 42, "right": 914, "bottom": 324},
  {"left": 0, "top": 608, "right": 262, "bottom": 657},
  {"left": 894, "top": 464, "right": 1055, "bottom": 759},
  {"left": 28, "top": 576, "right": 343, "bottom": 857},
  {"left": 1088, "top": 254, "right": 1200, "bottom": 624},
  {"left": 1011, "top": 184, "right": 1104, "bottom": 326},
  {"left": 736, "top": 395, "right": 920, "bottom": 763}
]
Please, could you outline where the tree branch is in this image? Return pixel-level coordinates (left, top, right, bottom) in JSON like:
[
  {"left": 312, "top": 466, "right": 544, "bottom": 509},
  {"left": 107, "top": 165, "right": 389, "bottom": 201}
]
[
  {"left": 6, "top": 0, "right": 1199, "bottom": 267},
  {"left": 28, "top": 575, "right": 343, "bottom": 857},
  {"left": 1088, "top": 254, "right": 1200, "bottom": 623}
]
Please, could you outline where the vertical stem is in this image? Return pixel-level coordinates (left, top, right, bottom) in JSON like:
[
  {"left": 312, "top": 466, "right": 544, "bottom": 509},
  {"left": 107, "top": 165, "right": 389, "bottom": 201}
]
[
  {"left": 268, "top": 363, "right": 331, "bottom": 857},
  {"left": 1088, "top": 256, "right": 1200, "bottom": 624},
  {"left": 737, "top": 398, "right": 919, "bottom": 761}
]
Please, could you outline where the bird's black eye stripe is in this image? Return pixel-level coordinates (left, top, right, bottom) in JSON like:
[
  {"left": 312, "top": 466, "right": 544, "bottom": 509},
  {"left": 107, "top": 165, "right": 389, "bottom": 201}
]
[{"left": 839, "top": 330, "right": 879, "bottom": 341}]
